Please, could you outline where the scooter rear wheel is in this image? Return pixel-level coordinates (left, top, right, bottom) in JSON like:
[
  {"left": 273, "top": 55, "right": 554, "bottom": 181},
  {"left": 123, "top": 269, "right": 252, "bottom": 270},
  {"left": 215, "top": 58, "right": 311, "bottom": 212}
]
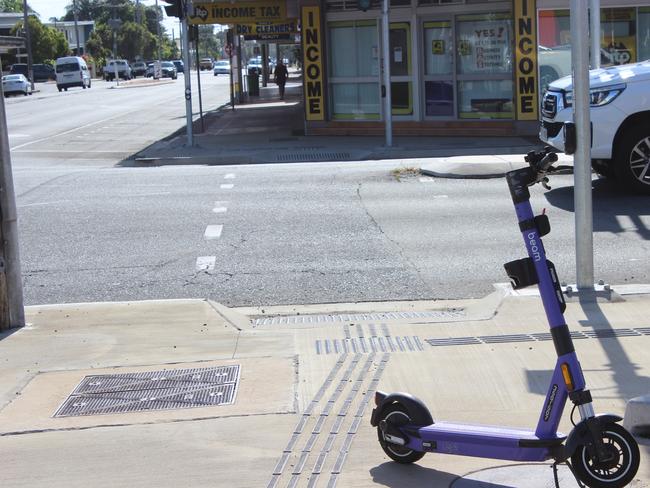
[
  {"left": 570, "top": 423, "right": 639, "bottom": 488},
  {"left": 377, "top": 404, "right": 425, "bottom": 464}
]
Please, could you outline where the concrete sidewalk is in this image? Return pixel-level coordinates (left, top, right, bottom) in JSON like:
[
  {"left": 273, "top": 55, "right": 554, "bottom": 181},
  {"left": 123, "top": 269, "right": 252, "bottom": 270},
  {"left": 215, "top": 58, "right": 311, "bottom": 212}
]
[
  {"left": 129, "top": 77, "right": 548, "bottom": 179},
  {"left": 1, "top": 288, "right": 649, "bottom": 487}
]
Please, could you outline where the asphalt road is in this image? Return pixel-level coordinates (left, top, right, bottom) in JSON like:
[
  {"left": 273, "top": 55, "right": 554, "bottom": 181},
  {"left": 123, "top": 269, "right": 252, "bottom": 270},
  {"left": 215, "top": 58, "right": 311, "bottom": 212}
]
[{"left": 5, "top": 76, "right": 650, "bottom": 307}]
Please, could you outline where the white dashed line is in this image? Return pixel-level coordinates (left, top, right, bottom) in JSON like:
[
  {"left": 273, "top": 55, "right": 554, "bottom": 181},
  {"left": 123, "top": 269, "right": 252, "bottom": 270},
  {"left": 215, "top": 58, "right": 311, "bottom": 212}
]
[
  {"left": 224, "top": 173, "right": 236, "bottom": 179},
  {"left": 213, "top": 206, "right": 228, "bottom": 213},
  {"left": 220, "top": 184, "right": 234, "bottom": 189},
  {"left": 419, "top": 177, "right": 434, "bottom": 183},
  {"left": 433, "top": 195, "right": 449, "bottom": 199},
  {"left": 196, "top": 256, "right": 216, "bottom": 271},
  {"left": 204, "top": 225, "right": 223, "bottom": 240}
]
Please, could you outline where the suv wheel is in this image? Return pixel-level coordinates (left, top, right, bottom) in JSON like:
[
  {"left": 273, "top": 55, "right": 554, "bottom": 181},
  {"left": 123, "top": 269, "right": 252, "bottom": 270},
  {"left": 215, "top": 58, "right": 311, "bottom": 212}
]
[{"left": 614, "top": 124, "right": 650, "bottom": 194}]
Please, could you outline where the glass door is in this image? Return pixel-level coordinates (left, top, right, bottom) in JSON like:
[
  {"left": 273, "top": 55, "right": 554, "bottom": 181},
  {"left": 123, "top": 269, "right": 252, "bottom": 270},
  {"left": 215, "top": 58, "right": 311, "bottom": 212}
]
[{"left": 389, "top": 22, "right": 413, "bottom": 116}]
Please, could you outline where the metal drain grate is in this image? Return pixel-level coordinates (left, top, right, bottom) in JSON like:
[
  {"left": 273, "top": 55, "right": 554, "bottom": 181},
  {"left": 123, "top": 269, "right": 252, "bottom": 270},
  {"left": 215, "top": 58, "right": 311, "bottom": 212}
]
[
  {"left": 254, "top": 309, "right": 464, "bottom": 327},
  {"left": 275, "top": 152, "right": 351, "bottom": 162},
  {"left": 55, "top": 365, "right": 240, "bottom": 417},
  {"left": 426, "top": 327, "right": 649, "bottom": 347}
]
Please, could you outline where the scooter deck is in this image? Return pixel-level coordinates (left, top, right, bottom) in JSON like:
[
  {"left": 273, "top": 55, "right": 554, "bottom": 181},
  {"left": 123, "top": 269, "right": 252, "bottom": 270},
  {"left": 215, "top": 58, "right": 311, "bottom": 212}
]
[{"left": 409, "top": 421, "right": 566, "bottom": 462}]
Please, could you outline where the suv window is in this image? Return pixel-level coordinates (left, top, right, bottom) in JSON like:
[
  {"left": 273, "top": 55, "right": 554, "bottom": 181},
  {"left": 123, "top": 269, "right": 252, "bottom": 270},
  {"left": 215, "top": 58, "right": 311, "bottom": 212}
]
[{"left": 57, "top": 62, "right": 80, "bottom": 72}]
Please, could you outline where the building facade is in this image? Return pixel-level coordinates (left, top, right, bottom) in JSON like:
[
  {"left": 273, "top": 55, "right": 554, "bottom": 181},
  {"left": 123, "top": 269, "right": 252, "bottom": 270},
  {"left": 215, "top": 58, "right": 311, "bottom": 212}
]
[
  {"left": 45, "top": 20, "right": 95, "bottom": 56},
  {"left": 301, "top": 0, "right": 650, "bottom": 136}
]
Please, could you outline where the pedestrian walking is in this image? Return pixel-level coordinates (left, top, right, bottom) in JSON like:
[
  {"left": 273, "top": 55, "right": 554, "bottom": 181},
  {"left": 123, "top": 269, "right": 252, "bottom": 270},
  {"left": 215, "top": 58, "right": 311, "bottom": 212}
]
[{"left": 274, "top": 60, "right": 289, "bottom": 100}]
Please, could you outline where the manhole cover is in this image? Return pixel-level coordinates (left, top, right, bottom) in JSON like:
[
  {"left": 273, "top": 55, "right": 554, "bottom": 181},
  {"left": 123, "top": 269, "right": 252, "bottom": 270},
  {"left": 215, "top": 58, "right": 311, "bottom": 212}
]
[
  {"left": 451, "top": 464, "right": 581, "bottom": 488},
  {"left": 55, "top": 365, "right": 240, "bottom": 417}
]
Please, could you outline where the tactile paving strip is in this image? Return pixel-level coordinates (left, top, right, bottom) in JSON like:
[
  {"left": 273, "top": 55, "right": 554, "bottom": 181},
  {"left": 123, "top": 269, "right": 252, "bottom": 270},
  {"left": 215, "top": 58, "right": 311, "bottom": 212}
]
[{"left": 253, "top": 309, "right": 464, "bottom": 327}]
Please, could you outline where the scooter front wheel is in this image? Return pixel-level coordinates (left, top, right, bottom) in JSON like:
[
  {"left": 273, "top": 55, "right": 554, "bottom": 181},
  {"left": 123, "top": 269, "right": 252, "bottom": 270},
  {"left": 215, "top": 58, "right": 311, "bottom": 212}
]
[
  {"left": 377, "top": 404, "right": 425, "bottom": 464},
  {"left": 570, "top": 423, "right": 640, "bottom": 488}
]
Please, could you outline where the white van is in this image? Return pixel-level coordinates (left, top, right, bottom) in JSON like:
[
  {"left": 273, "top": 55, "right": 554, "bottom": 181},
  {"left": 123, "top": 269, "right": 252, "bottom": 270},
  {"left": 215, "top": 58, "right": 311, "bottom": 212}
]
[{"left": 55, "top": 56, "right": 91, "bottom": 92}]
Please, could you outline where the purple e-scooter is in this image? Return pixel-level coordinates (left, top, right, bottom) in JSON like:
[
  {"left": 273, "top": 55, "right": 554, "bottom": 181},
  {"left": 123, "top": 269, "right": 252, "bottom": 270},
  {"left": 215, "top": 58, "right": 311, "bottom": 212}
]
[{"left": 370, "top": 148, "right": 640, "bottom": 487}]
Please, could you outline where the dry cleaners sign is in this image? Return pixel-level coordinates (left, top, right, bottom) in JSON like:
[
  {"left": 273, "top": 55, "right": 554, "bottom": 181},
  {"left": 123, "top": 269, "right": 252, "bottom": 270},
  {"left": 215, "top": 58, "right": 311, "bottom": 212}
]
[
  {"left": 514, "top": 0, "right": 538, "bottom": 120},
  {"left": 302, "top": 6, "right": 324, "bottom": 121},
  {"left": 189, "top": 1, "right": 286, "bottom": 25}
]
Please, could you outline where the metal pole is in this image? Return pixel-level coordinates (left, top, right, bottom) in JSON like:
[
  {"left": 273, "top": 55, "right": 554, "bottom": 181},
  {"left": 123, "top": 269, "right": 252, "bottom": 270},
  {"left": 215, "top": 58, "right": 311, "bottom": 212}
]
[
  {"left": 22, "top": 0, "right": 34, "bottom": 91},
  {"left": 155, "top": 0, "right": 162, "bottom": 63},
  {"left": 73, "top": 0, "right": 81, "bottom": 55},
  {"left": 182, "top": 15, "right": 193, "bottom": 146},
  {"left": 0, "top": 86, "right": 26, "bottom": 330},
  {"left": 571, "top": 0, "right": 594, "bottom": 290},
  {"left": 195, "top": 32, "right": 204, "bottom": 132},
  {"left": 112, "top": 29, "right": 119, "bottom": 86},
  {"left": 381, "top": 0, "right": 392, "bottom": 147},
  {"left": 589, "top": 0, "right": 601, "bottom": 69}
]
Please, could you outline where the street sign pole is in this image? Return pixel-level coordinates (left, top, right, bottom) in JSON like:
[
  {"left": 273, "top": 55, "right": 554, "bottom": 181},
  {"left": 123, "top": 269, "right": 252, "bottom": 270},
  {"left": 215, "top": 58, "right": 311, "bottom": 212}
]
[
  {"left": 182, "top": 14, "right": 193, "bottom": 146},
  {"left": 590, "top": 0, "right": 601, "bottom": 69},
  {"left": 0, "top": 88, "right": 25, "bottom": 330},
  {"left": 571, "top": 0, "right": 594, "bottom": 290},
  {"left": 381, "top": 0, "right": 392, "bottom": 147}
]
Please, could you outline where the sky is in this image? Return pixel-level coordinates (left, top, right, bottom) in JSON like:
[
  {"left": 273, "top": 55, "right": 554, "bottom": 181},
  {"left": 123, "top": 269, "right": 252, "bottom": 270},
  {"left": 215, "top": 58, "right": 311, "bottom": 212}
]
[{"left": 28, "top": 0, "right": 180, "bottom": 36}]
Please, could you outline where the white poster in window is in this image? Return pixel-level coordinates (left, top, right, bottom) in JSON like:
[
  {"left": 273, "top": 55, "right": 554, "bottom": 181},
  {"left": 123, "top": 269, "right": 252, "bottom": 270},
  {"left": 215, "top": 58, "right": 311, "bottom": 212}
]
[
  {"left": 393, "top": 47, "right": 403, "bottom": 63},
  {"left": 457, "top": 18, "right": 512, "bottom": 75}
]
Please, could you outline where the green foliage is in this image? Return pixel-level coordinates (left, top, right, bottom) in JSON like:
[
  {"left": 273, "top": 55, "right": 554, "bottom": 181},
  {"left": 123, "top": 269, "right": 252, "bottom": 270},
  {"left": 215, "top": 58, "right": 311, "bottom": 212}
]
[
  {"left": 198, "top": 25, "right": 222, "bottom": 60},
  {"left": 11, "top": 16, "right": 69, "bottom": 63},
  {"left": 0, "top": 0, "right": 27, "bottom": 12}
]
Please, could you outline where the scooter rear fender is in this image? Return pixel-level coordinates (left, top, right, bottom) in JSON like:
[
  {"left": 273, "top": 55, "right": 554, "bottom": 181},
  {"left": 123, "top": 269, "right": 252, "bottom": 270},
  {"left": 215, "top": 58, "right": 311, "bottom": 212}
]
[
  {"left": 370, "top": 391, "right": 433, "bottom": 427},
  {"left": 561, "top": 414, "right": 623, "bottom": 461}
]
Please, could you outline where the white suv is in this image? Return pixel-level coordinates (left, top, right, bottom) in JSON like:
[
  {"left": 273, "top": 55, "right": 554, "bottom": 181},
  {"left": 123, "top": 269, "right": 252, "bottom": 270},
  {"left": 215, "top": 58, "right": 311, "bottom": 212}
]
[{"left": 539, "top": 60, "right": 650, "bottom": 194}]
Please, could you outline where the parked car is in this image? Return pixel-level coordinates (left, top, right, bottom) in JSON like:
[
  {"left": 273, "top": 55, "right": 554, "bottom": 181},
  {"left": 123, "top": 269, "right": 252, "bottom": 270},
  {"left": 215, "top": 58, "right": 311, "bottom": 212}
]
[
  {"left": 247, "top": 58, "right": 262, "bottom": 75},
  {"left": 213, "top": 60, "right": 230, "bottom": 75},
  {"left": 160, "top": 61, "right": 177, "bottom": 79},
  {"left": 538, "top": 45, "right": 571, "bottom": 92},
  {"left": 32, "top": 63, "right": 55, "bottom": 82},
  {"left": 104, "top": 59, "right": 132, "bottom": 81},
  {"left": 2, "top": 74, "right": 32, "bottom": 97},
  {"left": 172, "top": 59, "right": 184, "bottom": 73},
  {"left": 9, "top": 63, "right": 28, "bottom": 78},
  {"left": 55, "top": 56, "right": 91, "bottom": 91},
  {"left": 199, "top": 58, "right": 213, "bottom": 70},
  {"left": 131, "top": 61, "right": 147, "bottom": 77},
  {"left": 540, "top": 60, "right": 650, "bottom": 194}
]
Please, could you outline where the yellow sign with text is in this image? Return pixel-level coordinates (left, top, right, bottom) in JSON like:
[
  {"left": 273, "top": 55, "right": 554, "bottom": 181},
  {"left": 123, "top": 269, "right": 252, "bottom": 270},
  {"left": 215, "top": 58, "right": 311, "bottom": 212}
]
[
  {"left": 514, "top": 0, "right": 538, "bottom": 120},
  {"left": 235, "top": 19, "right": 299, "bottom": 36},
  {"left": 302, "top": 6, "right": 324, "bottom": 121},
  {"left": 189, "top": 2, "right": 287, "bottom": 25}
]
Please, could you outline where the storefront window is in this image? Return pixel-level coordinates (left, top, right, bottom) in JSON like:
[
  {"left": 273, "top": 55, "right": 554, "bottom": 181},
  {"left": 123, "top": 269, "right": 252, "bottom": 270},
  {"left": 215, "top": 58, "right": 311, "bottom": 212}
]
[
  {"left": 458, "top": 80, "right": 513, "bottom": 119},
  {"left": 331, "top": 83, "right": 380, "bottom": 120},
  {"left": 425, "top": 81, "right": 454, "bottom": 116},
  {"left": 640, "top": 8, "right": 650, "bottom": 60},
  {"left": 456, "top": 13, "right": 513, "bottom": 75},
  {"left": 600, "top": 8, "right": 636, "bottom": 66},
  {"left": 424, "top": 21, "right": 453, "bottom": 75},
  {"left": 329, "top": 21, "right": 380, "bottom": 120},
  {"left": 391, "top": 82, "right": 412, "bottom": 115}
]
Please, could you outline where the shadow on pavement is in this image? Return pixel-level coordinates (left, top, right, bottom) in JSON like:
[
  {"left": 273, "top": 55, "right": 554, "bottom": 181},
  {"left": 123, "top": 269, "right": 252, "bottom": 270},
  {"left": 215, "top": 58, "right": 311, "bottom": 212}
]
[{"left": 370, "top": 462, "right": 467, "bottom": 488}]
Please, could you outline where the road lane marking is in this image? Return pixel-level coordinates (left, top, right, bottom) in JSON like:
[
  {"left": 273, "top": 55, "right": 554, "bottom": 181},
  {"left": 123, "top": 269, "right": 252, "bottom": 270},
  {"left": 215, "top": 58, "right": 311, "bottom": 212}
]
[
  {"left": 204, "top": 225, "right": 223, "bottom": 240},
  {"left": 224, "top": 173, "right": 236, "bottom": 179},
  {"left": 419, "top": 177, "right": 434, "bottom": 182},
  {"left": 220, "top": 184, "right": 234, "bottom": 189},
  {"left": 196, "top": 256, "right": 216, "bottom": 271},
  {"left": 213, "top": 206, "right": 228, "bottom": 213}
]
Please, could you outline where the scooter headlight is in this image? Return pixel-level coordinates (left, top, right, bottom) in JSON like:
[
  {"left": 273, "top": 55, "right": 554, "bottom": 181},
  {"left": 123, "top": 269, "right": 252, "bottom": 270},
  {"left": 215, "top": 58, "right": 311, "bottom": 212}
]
[{"left": 564, "top": 83, "right": 626, "bottom": 107}]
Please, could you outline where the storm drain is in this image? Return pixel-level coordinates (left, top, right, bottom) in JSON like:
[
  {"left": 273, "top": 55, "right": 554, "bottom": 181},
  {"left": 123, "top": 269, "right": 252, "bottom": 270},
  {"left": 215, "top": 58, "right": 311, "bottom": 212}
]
[
  {"left": 426, "top": 327, "right": 650, "bottom": 347},
  {"left": 253, "top": 309, "right": 464, "bottom": 327},
  {"left": 54, "top": 365, "right": 240, "bottom": 417},
  {"left": 275, "top": 152, "right": 350, "bottom": 162}
]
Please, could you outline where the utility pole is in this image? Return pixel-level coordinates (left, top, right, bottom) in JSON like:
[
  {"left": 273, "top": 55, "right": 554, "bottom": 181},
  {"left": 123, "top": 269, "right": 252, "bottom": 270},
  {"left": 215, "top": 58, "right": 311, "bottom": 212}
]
[
  {"left": 73, "top": 0, "right": 82, "bottom": 55},
  {"left": 155, "top": 0, "right": 163, "bottom": 63},
  {"left": 181, "top": 9, "right": 193, "bottom": 146},
  {"left": 590, "top": 0, "right": 601, "bottom": 69},
  {"left": 381, "top": 0, "right": 392, "bottom": 147},
  {"left": 21, "top": 0, "right": 34, "bottom": 91},
  {"left": 0, "top": 86, "right": 26, "bottom": 331}
]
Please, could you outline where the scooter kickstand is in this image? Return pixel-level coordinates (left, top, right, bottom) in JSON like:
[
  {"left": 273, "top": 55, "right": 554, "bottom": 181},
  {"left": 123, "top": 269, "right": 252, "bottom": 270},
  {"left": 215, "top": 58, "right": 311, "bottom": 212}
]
[{"left": 552, "top": 461, "right": 586, "bottom": 488}]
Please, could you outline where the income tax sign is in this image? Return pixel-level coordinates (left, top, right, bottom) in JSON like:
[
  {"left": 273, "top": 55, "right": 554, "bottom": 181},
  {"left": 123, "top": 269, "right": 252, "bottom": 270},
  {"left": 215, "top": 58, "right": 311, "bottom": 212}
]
[{"left": 189, "top": 1, "right": 286, "bottom": 25}]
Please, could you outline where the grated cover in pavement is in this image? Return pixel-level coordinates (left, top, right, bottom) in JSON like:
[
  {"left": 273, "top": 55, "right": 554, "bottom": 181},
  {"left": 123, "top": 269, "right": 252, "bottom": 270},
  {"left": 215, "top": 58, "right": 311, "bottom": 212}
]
[
  {"left": 426, "top": 327, "right": 650, "bottom": 347},
  {"left": 54, "top": 365, "right": 240, "bottom": 417},
  {"left": 275, "top": 152, "right": 350, "bottom": 162},
  {"left": 253, "top": 309, "right": 465, "bottom": 327}
]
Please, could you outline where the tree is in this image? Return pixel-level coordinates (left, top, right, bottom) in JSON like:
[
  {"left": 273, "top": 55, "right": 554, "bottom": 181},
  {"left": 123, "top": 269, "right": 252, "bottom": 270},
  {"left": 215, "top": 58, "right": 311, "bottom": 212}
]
[
  {"left": 11, "top": 16, "right": 69, "bottom": 63},
  {"left": 0, "top": 0, "right": 31, "bottom": 12}
]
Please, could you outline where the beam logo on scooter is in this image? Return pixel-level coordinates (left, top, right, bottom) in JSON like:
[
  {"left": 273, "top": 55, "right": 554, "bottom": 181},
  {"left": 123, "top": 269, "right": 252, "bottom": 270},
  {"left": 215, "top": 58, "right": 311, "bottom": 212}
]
[{"left": 370, "top": 147, "right": 641, "bottom": 488}]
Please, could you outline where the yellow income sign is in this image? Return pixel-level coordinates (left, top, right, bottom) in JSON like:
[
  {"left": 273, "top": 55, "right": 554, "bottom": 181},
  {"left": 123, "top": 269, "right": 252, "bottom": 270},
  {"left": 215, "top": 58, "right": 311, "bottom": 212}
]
[
  {"left": 235, "top": 19, "right": 298, "bottom": 36},
  {"left": 189, "top": 1, "right": 286, "bottom": 25},
  {"left": 514, "top": 0, "right": 538, "bottom": 120},
  {"left": 302, "top": 6, "right": 324, "bottom": 121}
]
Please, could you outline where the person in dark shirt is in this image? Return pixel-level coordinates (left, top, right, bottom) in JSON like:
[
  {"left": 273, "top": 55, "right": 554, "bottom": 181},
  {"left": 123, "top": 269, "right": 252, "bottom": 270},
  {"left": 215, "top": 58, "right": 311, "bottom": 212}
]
[{"left": 274, "top": 60, "right": 289, "bottom": 100}]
